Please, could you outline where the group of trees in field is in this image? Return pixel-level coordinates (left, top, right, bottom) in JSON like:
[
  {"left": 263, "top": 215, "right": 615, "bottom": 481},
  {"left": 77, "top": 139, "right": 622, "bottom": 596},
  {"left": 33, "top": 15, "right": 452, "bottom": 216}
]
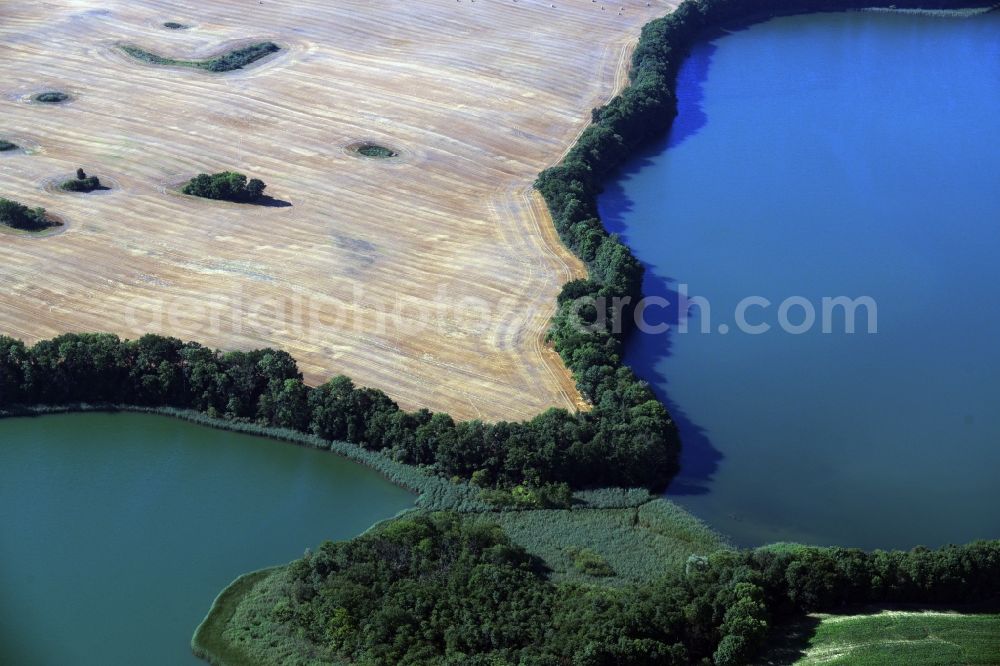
[
  {"left": 0, "top": 332, "right": 673, "bottom": 491},
  {"left": 182, "top": 171, "right": 267, "bottom": 203},
  {"left": 60, "top": 167, "right": 103, "bottom": 193},
  {"left": 120, "top": 41, "right": 280, "bottom": 73},
  {"left": 0, "top": 197, "right": 51, "bottom": 231},
  {"left": 273, "top": 511, "right": 1000, "bottom": 665},
  {"left": 203, "top": 41, "right": 280, "bottom": 72}
]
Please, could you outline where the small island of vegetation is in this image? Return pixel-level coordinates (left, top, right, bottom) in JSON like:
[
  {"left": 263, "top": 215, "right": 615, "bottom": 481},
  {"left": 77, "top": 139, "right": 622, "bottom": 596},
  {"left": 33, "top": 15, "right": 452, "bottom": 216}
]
[
  {"left": 120, "top": 41, "right": 280, "bottom": 73},
  {"left": 0, "top": 140, "right": 19, "bottom": 152},
  {"left": 162, "top": 22, "right": 189, "bottom": 30},
  {"left": 60, "top": 167, "right": 105, "bottom": 193},
  {"left": 33, "top": 91, "right": 69, "bottom": 104},
  {"left": 0, "top": 197, "right": 58, "bottom": 231},
  {"left": 356, "top": 143, "right": 399, "bottom": 159},
  {"left": 182, "top": 171, "right": 267, "bottom": 203}
]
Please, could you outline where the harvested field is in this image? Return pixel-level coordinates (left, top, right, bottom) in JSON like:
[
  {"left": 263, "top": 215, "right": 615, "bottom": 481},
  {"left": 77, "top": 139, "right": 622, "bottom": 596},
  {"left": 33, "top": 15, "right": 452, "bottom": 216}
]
[{"left": 0, "top": 0, "right": 675, "bottom": 420}]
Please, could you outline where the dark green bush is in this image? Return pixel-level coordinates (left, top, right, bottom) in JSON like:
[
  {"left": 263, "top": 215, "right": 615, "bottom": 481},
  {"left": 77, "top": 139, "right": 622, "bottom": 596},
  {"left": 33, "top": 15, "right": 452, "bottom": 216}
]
[
  {"left": 0, "top": 140, "right": 18, "bottom": 152},
  {"left": 162, "top": 21, "right": 188, "bottom": 30},
  {"left": 356, "top": 143, "right": 398, "bottom": 158},
  {"left": 567, "top": 546, "right": 616, "bottom": 577},
  {"left": 33, "top": 91, "right": 69, "bottom": 104}
]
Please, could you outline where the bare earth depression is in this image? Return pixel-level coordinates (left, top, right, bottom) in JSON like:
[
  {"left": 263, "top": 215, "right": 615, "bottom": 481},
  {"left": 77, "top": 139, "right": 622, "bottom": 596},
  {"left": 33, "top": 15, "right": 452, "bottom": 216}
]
[{"left": 0, "top": 0, "right": 676, "bottom": 420}]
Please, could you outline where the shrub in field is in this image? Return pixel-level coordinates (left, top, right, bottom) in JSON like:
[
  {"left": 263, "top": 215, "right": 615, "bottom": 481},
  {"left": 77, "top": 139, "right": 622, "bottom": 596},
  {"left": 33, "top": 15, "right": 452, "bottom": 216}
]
[{"left": 567, "top": 546, "right": 616, "bottom": 577}]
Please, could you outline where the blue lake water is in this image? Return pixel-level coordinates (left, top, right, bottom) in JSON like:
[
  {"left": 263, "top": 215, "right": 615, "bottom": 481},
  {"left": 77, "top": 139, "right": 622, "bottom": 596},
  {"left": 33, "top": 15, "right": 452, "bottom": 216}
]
[{"left": 600, "top": 11, "right": 1000, "bottom": 549}]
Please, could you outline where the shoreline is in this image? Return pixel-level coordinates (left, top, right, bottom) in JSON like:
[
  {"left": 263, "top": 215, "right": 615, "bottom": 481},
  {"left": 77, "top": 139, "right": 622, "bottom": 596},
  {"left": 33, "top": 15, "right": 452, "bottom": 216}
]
[
  {"left": 856, "top": 4, "right": 998, "bottom": 16},
  {"left": 190, "top": 568, "right": 280, "bottom": 666},
  {"left": 0, "top": 404, "right": 450, "bottom": 504}
]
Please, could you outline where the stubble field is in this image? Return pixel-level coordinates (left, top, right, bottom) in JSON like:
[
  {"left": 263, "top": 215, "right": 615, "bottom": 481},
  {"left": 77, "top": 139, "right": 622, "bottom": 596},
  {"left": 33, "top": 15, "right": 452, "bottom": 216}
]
[{"left": 0, "top": 0, "right": 674, "bottom": 420}]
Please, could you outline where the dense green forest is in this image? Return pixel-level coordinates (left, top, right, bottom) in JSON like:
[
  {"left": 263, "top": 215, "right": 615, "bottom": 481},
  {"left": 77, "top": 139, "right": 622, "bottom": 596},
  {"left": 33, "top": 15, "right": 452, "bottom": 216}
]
[
  {"left": 120, "top": 41, "right": 280, "bottom": 72},
  {"left": 231, "top": 512, "right": 1000, "bottom": 666},
  {"left": 0, "top": 197, "right": 52, "bottom": 231},
  {"left": 182, "top": 172, "right": 268, "bottom": 203}
]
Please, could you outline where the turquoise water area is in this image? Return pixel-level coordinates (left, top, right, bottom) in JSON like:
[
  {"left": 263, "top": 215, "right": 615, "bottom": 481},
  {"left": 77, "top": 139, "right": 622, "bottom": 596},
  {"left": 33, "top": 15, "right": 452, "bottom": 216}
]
[{"left": 0, "top": 413, "right": 413, "bottom": 665}]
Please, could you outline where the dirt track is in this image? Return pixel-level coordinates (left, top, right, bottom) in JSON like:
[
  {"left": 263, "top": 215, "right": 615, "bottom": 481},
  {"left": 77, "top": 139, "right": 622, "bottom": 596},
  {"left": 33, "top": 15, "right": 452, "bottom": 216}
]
[{"left": 0, "top": 0, "right": 674, "bottom": 420}]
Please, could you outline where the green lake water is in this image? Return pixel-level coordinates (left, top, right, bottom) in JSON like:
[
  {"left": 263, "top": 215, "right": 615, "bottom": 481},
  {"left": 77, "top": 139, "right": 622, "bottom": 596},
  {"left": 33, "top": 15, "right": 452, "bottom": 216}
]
[
  {"left": 600, "top": 10, "right": 1000, "bottom": 549},
  {"left": 0, "top": 412, "right": 413, "bottom": 665}
]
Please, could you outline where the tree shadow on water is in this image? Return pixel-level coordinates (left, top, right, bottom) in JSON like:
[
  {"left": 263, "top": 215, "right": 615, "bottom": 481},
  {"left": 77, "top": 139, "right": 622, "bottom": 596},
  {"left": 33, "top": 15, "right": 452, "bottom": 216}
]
[
  {"left": 600, "top": 180, "right": 724, "bottom": 496},
  {"left": 621, "top": 270, "right": 725, "bottom": 497},
  {"left": 596, "top": 34, "right": 729, "bottom": 496},
  {"left": 666, "top": 35, "right": 719, "bottom": 150}
]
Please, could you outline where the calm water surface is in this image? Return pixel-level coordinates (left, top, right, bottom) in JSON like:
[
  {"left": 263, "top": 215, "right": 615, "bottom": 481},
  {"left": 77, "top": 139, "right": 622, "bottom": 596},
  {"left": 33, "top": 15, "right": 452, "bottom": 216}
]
[
  {"left": 600, "top": 11, "right": 1000, "bottom": 548},
  {"left": 0, "top": 413, "right": 413, "bottom": 665}
]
